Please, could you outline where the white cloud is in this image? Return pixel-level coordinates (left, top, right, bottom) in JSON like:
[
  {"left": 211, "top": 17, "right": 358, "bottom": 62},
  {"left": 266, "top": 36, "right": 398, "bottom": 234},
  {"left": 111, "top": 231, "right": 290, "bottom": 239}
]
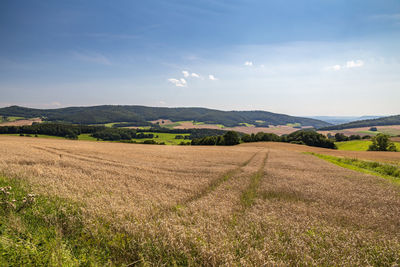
[
  {"left": 327, "top": 60, "right": 364, "bottom": 71},
  {"left": 244, "top": 61, "right": 253, "bottom": 66},
  {"left": 182, "top": 70, "right": 190, "bottom": 78},
  {"left": 168, "top": 78, "right": 187, "bottom": 87},
  {"left": 345, "top": 60, "right": 364, "bottom": 68},
  {"left": 260, "top": 64, "right": 265, "bottom": 68},
  {"left": 208, "top": 74, "right": 217, "bottom": 81},
  {"left": 191, "top": 72, "right": 200, "bottom": 78},
  {"left": 159, "top": 100, "right": 166, "bottom": 105}
]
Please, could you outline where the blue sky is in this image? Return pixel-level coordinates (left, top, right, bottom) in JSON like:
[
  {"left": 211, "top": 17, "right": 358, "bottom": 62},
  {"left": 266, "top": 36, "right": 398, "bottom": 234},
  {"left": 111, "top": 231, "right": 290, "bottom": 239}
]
[{"left": 0, "top": 0, "right": 399, "bottom": 116}]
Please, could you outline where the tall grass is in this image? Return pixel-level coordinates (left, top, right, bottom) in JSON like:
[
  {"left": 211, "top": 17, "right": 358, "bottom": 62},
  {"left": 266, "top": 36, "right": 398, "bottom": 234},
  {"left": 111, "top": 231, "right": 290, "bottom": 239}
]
[{"left": 308, "top": 152, "right": 400, "bottom": 182}]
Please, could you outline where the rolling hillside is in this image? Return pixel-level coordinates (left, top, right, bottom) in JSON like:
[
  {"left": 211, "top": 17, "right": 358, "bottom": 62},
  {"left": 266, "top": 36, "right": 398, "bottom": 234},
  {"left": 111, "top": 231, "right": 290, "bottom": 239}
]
[
  {"left": 320, "top": 115, "right": 400, "bottom": 130},
  {"left": 0, "top": 105, "right": 331, "bottom": 128}
]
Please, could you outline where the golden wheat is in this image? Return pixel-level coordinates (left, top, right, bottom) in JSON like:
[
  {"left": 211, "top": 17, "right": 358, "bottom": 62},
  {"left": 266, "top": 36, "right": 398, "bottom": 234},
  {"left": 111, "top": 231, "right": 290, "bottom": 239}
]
[{"left": 1, "top": 136, "right": 400, "bottom": 265}]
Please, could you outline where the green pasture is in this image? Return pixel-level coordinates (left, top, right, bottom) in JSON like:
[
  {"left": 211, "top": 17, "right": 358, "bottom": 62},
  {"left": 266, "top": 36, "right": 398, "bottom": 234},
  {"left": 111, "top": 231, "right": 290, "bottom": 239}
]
[
  {"left": 131, "top": 132, "right": 190, "bottom": 145},
  {"left": 286, "top": 123, "right": 301, "bottom": 127},
  {"left": 2, "top": 134, "right": 64, "bottom": 139},
  {"left": 335, "top": 140, "right": 400, "bottom": 151},
  {"left": 239, "top": 123, "right": 255, "bottom": 127},
  {"left": 0, "top": 116, "right": 25, "bottom": 123}
]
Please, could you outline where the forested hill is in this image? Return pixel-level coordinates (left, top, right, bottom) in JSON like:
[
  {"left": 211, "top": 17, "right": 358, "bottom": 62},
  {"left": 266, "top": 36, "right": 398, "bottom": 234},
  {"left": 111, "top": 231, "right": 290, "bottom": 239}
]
[
  {"left": 0, "top": 105, "right": 331, "bottom": 128},
  {"left": 319, "top": 115, "right": 400, "bottom": 130}
]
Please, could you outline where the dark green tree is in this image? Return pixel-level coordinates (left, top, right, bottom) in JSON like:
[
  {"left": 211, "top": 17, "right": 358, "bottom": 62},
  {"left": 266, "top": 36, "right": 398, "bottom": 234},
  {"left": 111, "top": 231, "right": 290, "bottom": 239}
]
[
  {"left": 334, "top": 133, "right": 349, "bottom": 142},
  {"left": 223, "top": 131, "right": 240, "bottom": 146},
  {"left": 368, "top": 134, "right": 397, "bottom": 151}
]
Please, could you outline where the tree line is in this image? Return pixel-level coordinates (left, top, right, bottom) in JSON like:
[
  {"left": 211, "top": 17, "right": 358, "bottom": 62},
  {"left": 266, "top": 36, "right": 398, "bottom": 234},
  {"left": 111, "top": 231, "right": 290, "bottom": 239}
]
[
  {"left": 192, "top": 130, "right": 336, "bottom": 149},
  {"left": 0, "top": 123, "right": 230, "bottom": 142}
]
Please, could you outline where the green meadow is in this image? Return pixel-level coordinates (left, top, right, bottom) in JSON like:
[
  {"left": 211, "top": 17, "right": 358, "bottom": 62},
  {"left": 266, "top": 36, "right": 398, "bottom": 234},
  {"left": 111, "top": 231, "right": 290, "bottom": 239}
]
[
  {"left": 1, "top": 132, "right": 190, "bottom": 145},
  {"left": 335, "top": 140, "right": 400, "bottom": 151},
  {"left": 0, "top": 116, "right": 25, "bottom": 123},
  {"left": 131, "top": 132, "right": 190, "bottom": 145}
]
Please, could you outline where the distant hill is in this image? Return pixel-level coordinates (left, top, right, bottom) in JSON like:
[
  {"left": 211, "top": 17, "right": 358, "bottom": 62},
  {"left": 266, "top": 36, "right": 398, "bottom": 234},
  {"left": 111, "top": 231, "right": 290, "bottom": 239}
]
[
  {"left": 309, "top": 116, "right": 383, "bottom": 125},
  {"left": 319, "top": 115, "right": 400, "bottom": 130},
  {"left": 0, "top": 105, "right": 331, "bottom": 128}
]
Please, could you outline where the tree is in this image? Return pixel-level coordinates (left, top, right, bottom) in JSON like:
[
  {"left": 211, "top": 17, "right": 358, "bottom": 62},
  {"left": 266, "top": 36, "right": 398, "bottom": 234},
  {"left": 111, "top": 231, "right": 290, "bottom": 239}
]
[
  {"left": 334, "top": 133, "right": 348, "bottom": 142},
  {"left": 368, "top": 133, "right": 397, "bottom": 151},
  {"left": 223, "top": 131, "right": 240, "bottom": 146},
  {"left": 369, "top": 127, "right": 378, "bottom": 132},
  {"left": 349, "top": 135, "right": 361, "bottom": 140}
]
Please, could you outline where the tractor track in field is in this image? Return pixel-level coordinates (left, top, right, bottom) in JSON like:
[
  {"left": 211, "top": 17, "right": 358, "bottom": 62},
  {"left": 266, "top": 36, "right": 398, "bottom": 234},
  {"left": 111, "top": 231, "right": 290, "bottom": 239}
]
[{"left": 181, "top": 150, "right": 261, "bottom": 205}]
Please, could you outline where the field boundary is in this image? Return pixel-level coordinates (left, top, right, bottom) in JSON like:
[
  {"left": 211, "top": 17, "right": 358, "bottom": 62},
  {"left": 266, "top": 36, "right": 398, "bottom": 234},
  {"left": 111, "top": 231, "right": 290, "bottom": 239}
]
[{"left": 306, "top": 152, "right": 400, "bottom": 186}]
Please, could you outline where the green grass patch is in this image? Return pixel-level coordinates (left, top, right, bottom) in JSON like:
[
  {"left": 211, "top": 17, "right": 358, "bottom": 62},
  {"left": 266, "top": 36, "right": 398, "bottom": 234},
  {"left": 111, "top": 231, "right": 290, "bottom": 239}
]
[
  {"left": 1, "top": 133, "right": 65, "bottom": 139},
  {"left": 307, "top": 152, "right": 400, "bottom": 185},
  {"left": 6, "top": 116, "right": 25, "bottom": 122},
  {"left": 239, "top": 122, "right": 255, "bottom": 127},
  {"left": 358, "top": 130, "right": 381, "bottom": 136},
  {"left": 0, "top": 116, "right": 25, "bottom": 123},
  {"left": 0, "top": 175, "right": 142, "bottom": 266},
  {"left": 286, "top": 123, "right": 301, "bottom": 127},
  {"left": 103, "top": 122, "right": 119, "bottom": 127},
  {"left": 335, "top": 140, "right": 400, "bottom": 151},
  {"left": 162, "top": 122, "right": 182, "bottom": 129},
  {"left": 132, "top": 132, "right": 190, "bottom": 145},
  {"left": 77, "top": 134, "right": 98, "bottom": 141}
]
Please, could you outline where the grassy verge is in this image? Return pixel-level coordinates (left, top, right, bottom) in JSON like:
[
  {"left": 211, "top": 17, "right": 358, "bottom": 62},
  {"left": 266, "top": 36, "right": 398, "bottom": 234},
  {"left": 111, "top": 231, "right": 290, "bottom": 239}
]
[
  {"left": 0, "top": 175, "right": 141, "bottom": 266},
  {"left": 306, "top": 152, "right": 400, "bottom": 185},
  {"left": 335, "top": 140, "right": 400, "bottom": 151}
]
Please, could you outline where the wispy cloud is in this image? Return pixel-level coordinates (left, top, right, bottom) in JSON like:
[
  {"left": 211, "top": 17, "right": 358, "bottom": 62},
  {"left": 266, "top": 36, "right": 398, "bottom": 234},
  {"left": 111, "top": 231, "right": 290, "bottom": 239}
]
[
  {"left": 244, "top": 61, "right": 253, "bottom": 66},
  {"left": 182, "top": 70, "right": 201, "bottom": 78},
  {"left": 208, "top": 74, "right": 218, "bottom": 81},
  {"left": 345, "top": 60, "right": 364, "bottom": 68},
  {"left": 168, "top": 78, "right": 187, "bottom": 87},
  {"left": 327, "top": 60, "right": 364, "bottom": 71},
  {"left": 72, "top": 51, "right": 112, "bottom": 65},
  {"left": 182, "top": 70, "right": 190, "bottom": 77}
]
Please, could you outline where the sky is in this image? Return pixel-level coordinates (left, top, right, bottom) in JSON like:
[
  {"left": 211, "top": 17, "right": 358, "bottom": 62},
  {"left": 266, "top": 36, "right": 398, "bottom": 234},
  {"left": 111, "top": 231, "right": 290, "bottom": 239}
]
[{"left": 0, "top": 0, "right": 399, "bottom": 116}]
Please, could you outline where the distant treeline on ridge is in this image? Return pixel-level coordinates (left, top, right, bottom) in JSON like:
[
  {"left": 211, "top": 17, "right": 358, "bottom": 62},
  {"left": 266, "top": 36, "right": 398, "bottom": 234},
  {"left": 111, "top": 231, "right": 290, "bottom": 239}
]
[
  {"left": 0, "top": 105, "right": 331, "bottom": 128},
  {"left": 320, "top": 115, "right": 400, "bottom": 130}
]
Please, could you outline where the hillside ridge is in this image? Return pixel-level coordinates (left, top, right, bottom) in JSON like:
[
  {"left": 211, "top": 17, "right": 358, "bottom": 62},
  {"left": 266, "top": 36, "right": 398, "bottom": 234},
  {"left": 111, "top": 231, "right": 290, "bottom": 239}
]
[
  {"left": 0, "top": 105, "right": 331, "bottom": 128},
  {"left": 319, "top": 114, "right": 400, "bottom": 130}
]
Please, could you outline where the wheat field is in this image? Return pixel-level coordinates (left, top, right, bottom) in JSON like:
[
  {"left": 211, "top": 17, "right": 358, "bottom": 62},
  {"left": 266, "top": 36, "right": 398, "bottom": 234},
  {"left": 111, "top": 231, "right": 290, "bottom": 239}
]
[{"left": 1, "top": 135, "right": 400, "bottom": 265}]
